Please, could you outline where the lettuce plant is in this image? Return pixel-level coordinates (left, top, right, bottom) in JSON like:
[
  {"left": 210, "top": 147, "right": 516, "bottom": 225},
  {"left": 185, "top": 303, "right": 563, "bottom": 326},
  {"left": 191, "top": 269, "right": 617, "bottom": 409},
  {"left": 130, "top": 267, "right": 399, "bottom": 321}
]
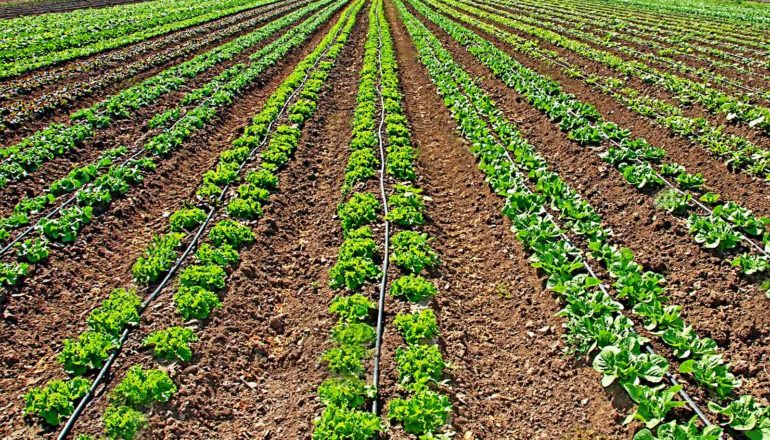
[
  {"left": 387, "top": 389, "right": 451, "bottom": 436},
  {"left": 329, "top": 294, "right": 375, "bottom": 323},
  {"left": 389, "top": 274, "right": 437, "bottom": 302},
  {"left": 58, "top": 331, "right": 116, "bottom": 375},
  {"left": 109, "top": 365, "right": 176, "bottom": 408},
  {"left": 174, "top": 285, "right": 221, "bottom": 320},
  {"left": 337, "top": 192, "right": 380, "bottom": 233},
  {"left": 87, "top": 288, "right": 141, "bottom": 337},
  {"left": 592, "top": 341, "right": 668, "bottom": 387},
  {"left": 169, "top": 207, "right": 207, "bottom": 232},
  {"left": 390, "top": 231, "right": 439, "bottom": 274},
  {"left": 103, "top": 405, "right": 146, "bottom": 440},
  {"left": 195, "top": 243, "right": 239, "bottom": 267},
  {"left": 623, "top": 383, "right": 686, "bottom": 429},
  {"left": 180, "top": 264, "right": 226, "bottom": 291},
  {"left": 313, "top": 404, "right": 382, "bottom": 439},
  {"left": 24, "top": 378, "right": 90, "bottom": 426},
  {"left": 317, "top": 377, "right": 373, "bottom": 408},
  {"left": 15, "top": 237, "right": 50, "bottom": 263},
  {"left": 708, "top": 395, "right": 770, "bottom": 436},
  {"left": 393, "top": 309, "right": 439, "bottom": 345},
  {"left": 209, "top": 219, "right": 254, "bottom": 248},
  {"left": 331, "top": 322, "right": 376, "bottom": 346},
  {"left": 680, "top": 354, "right": 741, "bottom": 399},
  {"left": 395, "top": 344, "right": 445, "bottom": 391},
  {"left": 143, "top": 326, "right": 198, "bottom": 362},
  {"left": 633, "top": 417, "right": 722, "bottom": 440}
]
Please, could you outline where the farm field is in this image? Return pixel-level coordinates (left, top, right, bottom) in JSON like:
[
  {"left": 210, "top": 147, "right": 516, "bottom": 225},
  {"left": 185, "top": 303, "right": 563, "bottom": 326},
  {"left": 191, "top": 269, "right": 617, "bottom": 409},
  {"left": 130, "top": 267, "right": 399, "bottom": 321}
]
[{"left": 1, "top": 0, "right": 770, "bottom": 438}]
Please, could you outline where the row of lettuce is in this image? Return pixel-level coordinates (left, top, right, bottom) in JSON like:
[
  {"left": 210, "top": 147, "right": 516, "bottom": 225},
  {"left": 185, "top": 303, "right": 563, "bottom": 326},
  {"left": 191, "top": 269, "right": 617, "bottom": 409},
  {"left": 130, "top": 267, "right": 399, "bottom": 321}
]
[
  {"left": 0, "top": 0, "right": 342, "bottom": 290},
  {"left": 419, "top": 0, "right": 770, "bottom": 295},
  {"left": 21, "top": 2, "right": 358, "bottom": 438},
  {"left": 399, "top": 0, "right": 769, "bottom": 437},
  {"left": 313, "top": 0, "right": 450, "bottom": 437}
]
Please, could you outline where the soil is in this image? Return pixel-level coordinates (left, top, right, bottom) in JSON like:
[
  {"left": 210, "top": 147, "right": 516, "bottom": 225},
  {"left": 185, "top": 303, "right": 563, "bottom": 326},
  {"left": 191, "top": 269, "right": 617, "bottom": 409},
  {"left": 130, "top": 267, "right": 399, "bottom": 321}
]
[{"left": 2, "top": 0, "right": 770, "bottom": 438}]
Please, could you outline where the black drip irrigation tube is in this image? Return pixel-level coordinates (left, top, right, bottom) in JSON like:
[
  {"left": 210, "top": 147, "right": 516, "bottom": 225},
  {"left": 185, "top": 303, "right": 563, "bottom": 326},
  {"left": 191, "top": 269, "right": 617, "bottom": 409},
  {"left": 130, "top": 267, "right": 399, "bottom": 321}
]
[
  {"left": 370, "top": 0, "right": 390, "bottom": 416},
  {"left": 54, "top": 12, "right": 350, "bottom": 437}
]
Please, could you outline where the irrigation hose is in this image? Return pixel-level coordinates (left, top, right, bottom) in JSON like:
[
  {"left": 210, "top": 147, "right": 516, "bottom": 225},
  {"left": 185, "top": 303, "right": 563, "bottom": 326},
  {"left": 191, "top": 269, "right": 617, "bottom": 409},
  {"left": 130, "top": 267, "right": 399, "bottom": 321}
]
[{"left": 371, "top": 0, "right": 390, "bottom": 415}]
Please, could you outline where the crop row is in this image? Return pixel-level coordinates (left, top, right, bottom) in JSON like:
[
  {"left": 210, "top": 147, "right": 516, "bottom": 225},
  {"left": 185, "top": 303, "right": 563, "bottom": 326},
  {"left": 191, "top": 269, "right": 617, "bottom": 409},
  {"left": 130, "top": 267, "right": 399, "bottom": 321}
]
[
  {"left": 0, "top": 0, "right": 344, "bottom": 297},
  {"left": 0, "top": 0, "right": 310, "bottom": 135},
  {"left": 313, "top": 0, "right": 450, "bottom": 437},
  {"left": 22, "top": 1, "right": 360, "bottom": 437},
  {"left": 418, "top": 0, "right": 770, "bottom": 292},
  {"left": 312, "top": 0, "right": 386, "bottom": 433},
  {"left": 0, "top": 0, "right": 331, "bottom": 190},
  {"left": 398, "top": 0, "right": 770, "bottom": 436},
  {"left": 372, "top": 2, "right": 450, "bottom": 435},
  {"left": 0, "top": 0, "right": 285, "bottom": 79}
]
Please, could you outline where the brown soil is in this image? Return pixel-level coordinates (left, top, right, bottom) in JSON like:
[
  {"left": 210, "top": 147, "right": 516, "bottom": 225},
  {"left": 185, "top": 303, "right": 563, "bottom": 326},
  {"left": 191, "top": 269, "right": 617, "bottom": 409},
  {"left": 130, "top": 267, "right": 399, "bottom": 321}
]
[
  {"left": 0, "top": 5, "right": 348, "bottom": 437},
  {"left": 384, "top": 0, "right": 631, "bottom": 437},
  {"left": 409, "top": 0, "right": 770, "bottom": 409}
]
